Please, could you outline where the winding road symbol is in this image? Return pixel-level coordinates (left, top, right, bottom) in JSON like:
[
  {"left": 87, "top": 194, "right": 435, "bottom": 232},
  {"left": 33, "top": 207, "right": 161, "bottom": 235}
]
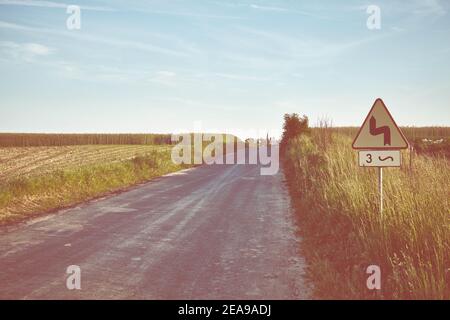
[{"left": 369, "top": 116, "right": 391, "bottom": 146}]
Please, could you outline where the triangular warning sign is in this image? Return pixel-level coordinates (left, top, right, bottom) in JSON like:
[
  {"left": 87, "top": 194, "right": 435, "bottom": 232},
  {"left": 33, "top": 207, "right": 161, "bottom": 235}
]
[{"left": 352, "top": 98, "right": 409, "bottom": 150}]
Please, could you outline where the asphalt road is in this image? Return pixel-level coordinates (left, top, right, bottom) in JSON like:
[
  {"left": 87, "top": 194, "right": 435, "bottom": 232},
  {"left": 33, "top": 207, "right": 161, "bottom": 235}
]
[{"left": 0, "top": 164, "right": 309, "bottom": 299}]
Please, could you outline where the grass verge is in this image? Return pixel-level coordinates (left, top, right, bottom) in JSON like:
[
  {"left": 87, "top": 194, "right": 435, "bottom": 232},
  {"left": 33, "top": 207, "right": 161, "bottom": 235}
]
[{"left": 283, "top": 133, "right": 449, "bottom": 299}]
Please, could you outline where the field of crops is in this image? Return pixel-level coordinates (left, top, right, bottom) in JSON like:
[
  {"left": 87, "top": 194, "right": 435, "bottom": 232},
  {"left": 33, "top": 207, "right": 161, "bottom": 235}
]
[
  {"left": 0, "top": 144, "right": 185, "bottom": 225},
  {"left": 331, "top": 126, "right": 450, "bottom": 140},
  {"left": 0, "top": 133, "right": 172, "bottom": 147},
  {"left": 326, "top": 126, "right": 450, "bottom": 157},
  {"left": 0, "top": 145, "right": 171, "bottom": 182}
]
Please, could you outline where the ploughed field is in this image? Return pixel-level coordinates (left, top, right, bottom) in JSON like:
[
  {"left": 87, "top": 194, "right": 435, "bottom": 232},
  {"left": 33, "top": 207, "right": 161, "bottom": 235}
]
[
  {"left": 0, "top": 145, "right": 182, "bottom": 224},
  {"left": 0, "top": 145, "right": 171, "bottom": 182}
]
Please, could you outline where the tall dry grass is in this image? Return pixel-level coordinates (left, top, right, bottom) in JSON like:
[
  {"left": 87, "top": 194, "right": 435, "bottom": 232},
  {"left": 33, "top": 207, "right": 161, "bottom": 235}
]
[{"left": 284, "top": 133, "right": 449, "bottom": 299}]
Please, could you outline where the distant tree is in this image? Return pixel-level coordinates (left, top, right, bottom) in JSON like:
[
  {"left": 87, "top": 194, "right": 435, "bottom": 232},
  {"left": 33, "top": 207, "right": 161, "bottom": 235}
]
[{"left": 281, "top": 113, "right": 310, "bottom": 149}]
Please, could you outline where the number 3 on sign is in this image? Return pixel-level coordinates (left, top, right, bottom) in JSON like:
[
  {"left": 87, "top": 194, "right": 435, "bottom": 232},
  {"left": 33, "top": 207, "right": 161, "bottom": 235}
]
[{"left": 359, "top": 150, "right": 401, "bottom": 167}]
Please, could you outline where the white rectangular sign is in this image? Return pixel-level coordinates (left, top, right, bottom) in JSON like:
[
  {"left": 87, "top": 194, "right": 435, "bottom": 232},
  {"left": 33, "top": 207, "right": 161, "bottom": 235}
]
[{"left": 358, "top": 150, "right": 401, "bottom": 167}]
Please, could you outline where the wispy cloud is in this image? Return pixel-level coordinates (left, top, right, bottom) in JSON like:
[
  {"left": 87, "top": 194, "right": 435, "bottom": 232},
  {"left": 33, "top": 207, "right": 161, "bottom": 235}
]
[
  {"left": 38, "top": 60, "right": 150, "bottom": 83},
  {"left": 246, "top": 2, "right": 333, "bottom": 19},
  {"left": 0, "top": 0, "right": 115, "bottom": 11},
  {"left": 213, "top": 72, "right": 269, "bottom": 82},
  {"left": 156, "top": 70, "right": 176, "bottom": 77},
  {"left": 0, "top": 20, "right": 191, "bottom": 57},
  {"left": 148, "top": 70, "right": 178, "bottom": 86},
  {"left": 209, "top": 1, "right": 333, "bottom": 19},
  {"left": 0, "top": 41, "right": 53, "bottom": 62},
  {"left": 413, "top": 0, "right": 447, "bottom": 16},
  {"left": 249, "top": 4, "right": 288, "bottom": 12},
  {"left": 23, "top": 42, "right": 52, "bottom": 55},
  {"left": 151, "top": 96, "right": 243, "bottom": 112},
  {"left": 348, "top": 0, "right": 447, "bottom": 16},
  {"left": 129, "top": 7, "right": 244, "bottom": 20},
  {"left": 219, "top": 26, "right": 391, "bottom": 68}
]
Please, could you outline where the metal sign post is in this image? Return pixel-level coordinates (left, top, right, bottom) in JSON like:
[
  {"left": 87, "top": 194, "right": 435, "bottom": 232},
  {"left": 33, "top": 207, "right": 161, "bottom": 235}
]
[{"left": 378, "top": 167, "right": 383, "bottom": 215}]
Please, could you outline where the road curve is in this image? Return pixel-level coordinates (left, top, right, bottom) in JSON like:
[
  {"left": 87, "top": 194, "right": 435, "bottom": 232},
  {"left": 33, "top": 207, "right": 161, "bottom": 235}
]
[{"left": 0, "top": 164, "right": 310, "bottom": 299}]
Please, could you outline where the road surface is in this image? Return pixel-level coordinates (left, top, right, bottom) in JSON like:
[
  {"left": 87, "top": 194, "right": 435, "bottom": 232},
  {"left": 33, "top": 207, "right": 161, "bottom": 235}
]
[{"left": 0, "top": 164, "right": 309, "bottom": 299}]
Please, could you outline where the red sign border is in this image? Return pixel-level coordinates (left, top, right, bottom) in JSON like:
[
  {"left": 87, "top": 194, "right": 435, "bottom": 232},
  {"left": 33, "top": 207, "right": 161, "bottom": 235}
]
[{"left": 352, "top": 98, "right": 409, "bottom": 150}]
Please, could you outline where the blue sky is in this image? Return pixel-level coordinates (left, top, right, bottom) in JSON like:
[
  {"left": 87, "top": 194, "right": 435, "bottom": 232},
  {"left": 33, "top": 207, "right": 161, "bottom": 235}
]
[{"left": 0, "top": 0, "right": 449, "bottom": 136}]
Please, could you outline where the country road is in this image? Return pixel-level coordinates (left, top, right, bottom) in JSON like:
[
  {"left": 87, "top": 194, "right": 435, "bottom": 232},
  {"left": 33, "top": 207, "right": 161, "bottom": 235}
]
[{"left": 0, "top": 164, "right": 310, "bottom": 299}]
